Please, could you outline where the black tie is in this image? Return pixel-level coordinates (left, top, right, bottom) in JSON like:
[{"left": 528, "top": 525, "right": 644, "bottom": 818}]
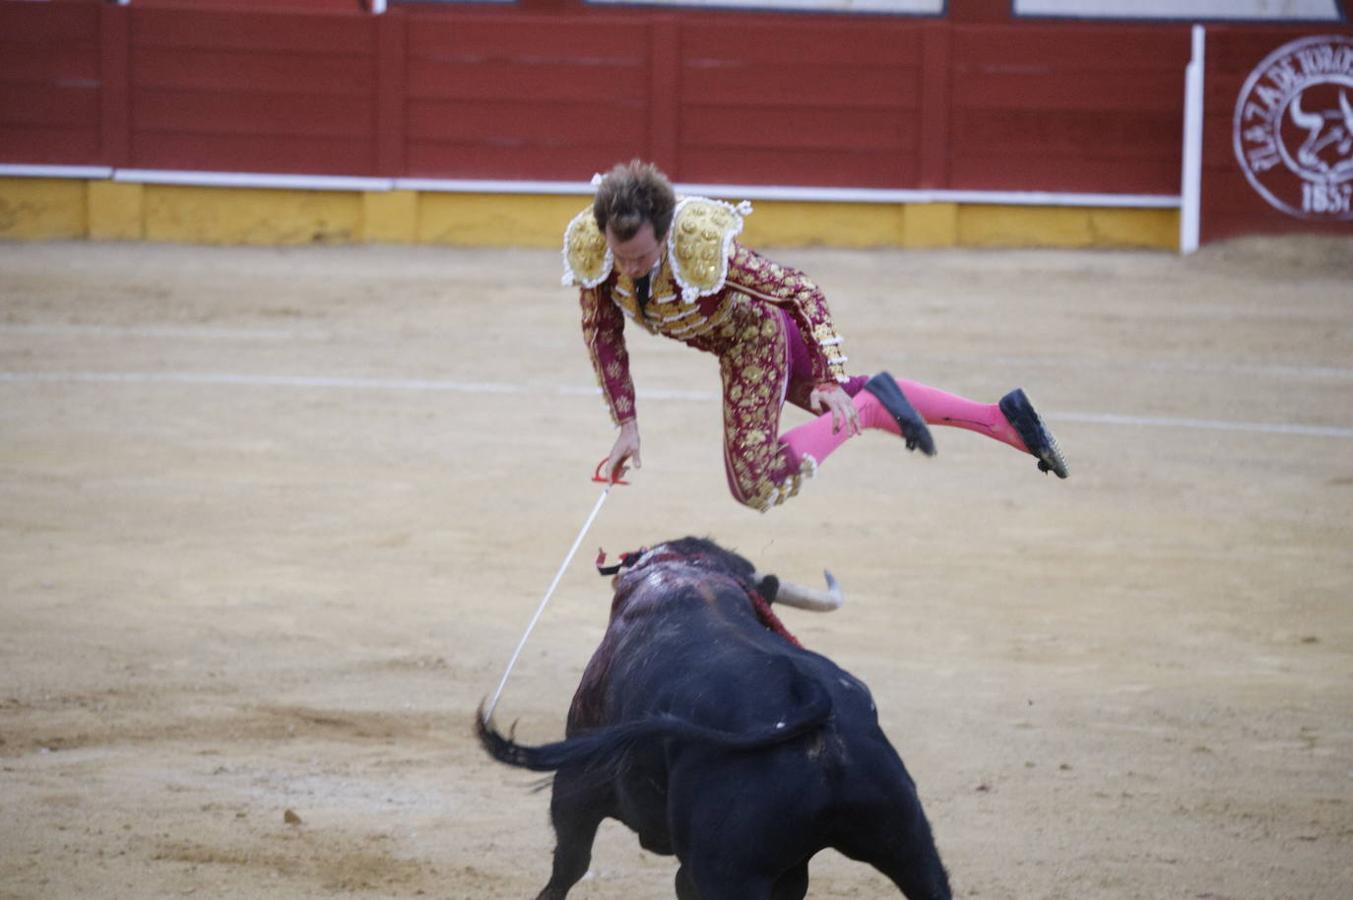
[{"left": 635, "top": 274, "right": 651, "bottom": 319}]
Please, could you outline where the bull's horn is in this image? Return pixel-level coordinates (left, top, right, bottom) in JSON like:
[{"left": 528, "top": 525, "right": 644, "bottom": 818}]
[{"left": 758, "top": 569, "right": 843, "bottom": 612}]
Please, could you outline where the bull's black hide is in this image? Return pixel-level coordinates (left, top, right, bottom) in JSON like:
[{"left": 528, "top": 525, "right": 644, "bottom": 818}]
[{"left": 477, "top": 537, "right": 950, "bottom": 900}]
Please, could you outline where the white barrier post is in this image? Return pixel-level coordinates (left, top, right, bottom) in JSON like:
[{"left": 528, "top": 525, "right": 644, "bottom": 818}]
[{"left": 1180, "top": 24, "right": 1206, "bottom": 255}]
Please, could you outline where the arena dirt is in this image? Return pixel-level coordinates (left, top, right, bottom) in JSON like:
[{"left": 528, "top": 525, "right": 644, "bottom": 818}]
[{"left": 1, "top": 238, "right": 1350, "bottom": 899}]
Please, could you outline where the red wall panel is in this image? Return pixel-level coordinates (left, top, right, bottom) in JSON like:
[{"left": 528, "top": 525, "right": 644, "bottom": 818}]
[
  {"left": 948, "top": 24, "right": 1190, "bottom": 194},
  {"left": 407, "top": 142, "right": 644, "bottom": 183},
  {"left": 124, "top": 7, "right": 377, "bottom": 174},
  {"left": 679, "top": 19, "right": 925, "bottom": 64},
  {"left": 133, "top": 49, "right": 373, "bottom": 96},
  {"left": 681, "top": 62, "right": 919, "bottom": 108},
  {"left": 132, "top": 8, "right": 375, "bottom": 54},
  {"left": 409, "top": 59, "right": 647, "bottom": 103},
  {"left": 403, "top": 16, "right": 650, "bottom": 180},
  {"left": 681, "top": 106, "right": 910, "bottom": 152},
  {"left": 132, "top": 132, "right": 375, "bottom": 175},
  {"left": 407, "top": 17, "right": 649, "bottom": 60},
  {"left": 132, "top": 0, "right": 367, "bottom": 15},
  {"left": 676, "top": 19, "right": 924, "bottom": 187},
  {"left": 0, "top": 1, "right": 102, "bottom": 165},
  {"left": 0, "top": 126, "right": 102, "bottom": 167}
]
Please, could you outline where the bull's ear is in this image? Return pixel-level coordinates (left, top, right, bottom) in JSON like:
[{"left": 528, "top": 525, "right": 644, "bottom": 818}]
[{"left": 756, "top": 574, "right": 780, "bottom": 604}]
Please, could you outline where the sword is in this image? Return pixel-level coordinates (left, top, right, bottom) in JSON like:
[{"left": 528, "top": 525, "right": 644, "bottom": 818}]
[{"left": 481, "top": 459, "right": 629, "bottom": 725}]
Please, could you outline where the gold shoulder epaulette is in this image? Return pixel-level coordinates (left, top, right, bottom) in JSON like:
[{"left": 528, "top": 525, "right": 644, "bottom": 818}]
[
  {"left": 668, "top": 197, "right": 752, "bottom": 301},
  {"left": 561, "top": 205, "right": 612, "bottom": 288}
]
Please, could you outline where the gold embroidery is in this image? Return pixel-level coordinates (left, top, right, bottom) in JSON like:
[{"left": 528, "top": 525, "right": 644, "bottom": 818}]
[
  {"left": 716, "top": 298, "right": 817, "bottom": 512},
  {"left": 812, "top": 323, "right": 849, "bottom": 379},
  {"left": 562, "top": 206, "right": 611, "bottom": 288},
  {"left": 581, "top": 287, "right": 633, "bottom": 427},
  {"left": 669, "top": 197, "right": 747, "bottom": 301}
]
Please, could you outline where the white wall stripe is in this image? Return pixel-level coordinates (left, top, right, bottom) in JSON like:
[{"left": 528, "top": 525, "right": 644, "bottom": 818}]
[
  {"left": 0, "top": 163, "right": 1181, "bottom": 209},
  {"left": 113, "top": 169, "right": 391, "bottom": 192},
  {"left": 0, "top": 164, "right": 113, "bottom": 179},
  {"left": 679, "top": 183, "right": 1182, "bottom": 208},
  {"left": 2, "top": 370, "right": 1350, "bottom": 440}
]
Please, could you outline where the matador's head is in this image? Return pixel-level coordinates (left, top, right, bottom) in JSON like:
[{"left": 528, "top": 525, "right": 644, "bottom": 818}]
[{"left": 592, "top": 160, "right": 676, "bottom": 279}]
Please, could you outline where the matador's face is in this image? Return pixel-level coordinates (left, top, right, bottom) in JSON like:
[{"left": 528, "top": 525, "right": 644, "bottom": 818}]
[{"left": 605, "top": 221, "right": 664, "bottom": 279}]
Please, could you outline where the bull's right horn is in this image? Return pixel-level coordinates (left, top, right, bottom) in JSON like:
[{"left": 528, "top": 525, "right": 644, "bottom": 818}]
[{"left": 764, "top": 570, "right": 844, "bottom": 612}]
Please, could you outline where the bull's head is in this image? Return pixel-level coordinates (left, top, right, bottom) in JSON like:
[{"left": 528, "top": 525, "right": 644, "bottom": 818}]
[{"left": 600, "top": 537, "right": 845, "bottom": 612}]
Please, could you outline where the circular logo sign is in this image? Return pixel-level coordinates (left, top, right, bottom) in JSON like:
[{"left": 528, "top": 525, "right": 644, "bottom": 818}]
[{"left": 1233, "top": 34, "right": 1353, "bottom": 221}]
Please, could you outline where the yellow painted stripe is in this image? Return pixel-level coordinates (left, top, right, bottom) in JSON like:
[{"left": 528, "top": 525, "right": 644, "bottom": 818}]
[
  {"left": 0, "top": 178, "right": 86, "bottom": 240},
  {"left": 0, "top": 178, "right": 1179, "bottom": 251}
]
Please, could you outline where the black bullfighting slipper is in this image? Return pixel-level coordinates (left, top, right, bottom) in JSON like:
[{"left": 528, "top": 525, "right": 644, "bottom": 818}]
[
  {"left": 863, "top": 372, "right": 936, "bottom": 456},
  {"left": 998, "top": 388, "right": 1069, "bottom": 479}
]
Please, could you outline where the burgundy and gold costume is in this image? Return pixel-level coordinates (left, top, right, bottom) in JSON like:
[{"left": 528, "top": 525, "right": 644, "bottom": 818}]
[{"left": 563, "top": 197, "right": 859, "bottom": 511}]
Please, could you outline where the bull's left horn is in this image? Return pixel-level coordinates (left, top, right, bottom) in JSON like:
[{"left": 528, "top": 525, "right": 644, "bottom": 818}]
[{"left": 760, "top": 570, "right": 844, "bottom": 612}]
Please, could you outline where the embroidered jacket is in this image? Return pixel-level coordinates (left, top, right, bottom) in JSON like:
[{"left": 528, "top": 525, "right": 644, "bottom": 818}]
[{"left": 563, "top": 197, "right": 849, "bottom": 426}]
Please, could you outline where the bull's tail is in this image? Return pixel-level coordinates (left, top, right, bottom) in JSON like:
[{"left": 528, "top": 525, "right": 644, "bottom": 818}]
[{"left": 476, "top": 674, "right": 832, "bottom": 774}]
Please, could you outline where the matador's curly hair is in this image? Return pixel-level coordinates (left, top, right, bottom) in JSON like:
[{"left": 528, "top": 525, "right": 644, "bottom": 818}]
[{"left": 592, "top": 159, "right": 677, "bottom": 242}]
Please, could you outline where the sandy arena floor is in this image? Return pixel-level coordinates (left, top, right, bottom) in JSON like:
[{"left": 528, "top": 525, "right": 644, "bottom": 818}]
[{"left": 1, "top": 237, "right": 1351, "bottom": 899}]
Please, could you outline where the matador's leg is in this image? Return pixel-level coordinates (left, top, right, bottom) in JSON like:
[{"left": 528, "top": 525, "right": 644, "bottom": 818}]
[
  {"left": 780, "top": 372, "right": 933, "bottom": 470},
  {"left": 779, "top": 314, "right": 1068, "bottom": 478},
  {"left": 892, "top": 378, "right": 1070, "bottom": 478},
  {"left": 718, "top": 308, "right": 815, "bottom": 512}
]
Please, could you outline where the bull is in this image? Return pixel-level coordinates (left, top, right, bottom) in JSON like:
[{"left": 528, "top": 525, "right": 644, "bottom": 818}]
[{"left": 477, "top": 536, "right": 951, "bottom": 900}]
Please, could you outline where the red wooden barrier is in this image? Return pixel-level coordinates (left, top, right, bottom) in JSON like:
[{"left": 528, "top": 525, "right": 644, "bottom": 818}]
[
  {"left": 133, "top": 0, "right": 365, "bottom": 9},
  {"left": 127, "top": 7, "right": 377, "bottom": 174},
  {"left": 949, "top": 24, "right": 1191, "bottom": 194},
  {"left": 1, "top": 0, "right": 1196, "bottom": 192},
  {"left": 375, "top": 10, "right": 406, "bottom": 176},
  {"left": 403, "top": 15, "right": 650, "bottom": 180},
  {"left": 10, "top": 0, "right": 1347, "bottom": 245},
  {"left": 675, "top": 19, "right": 925, "bottom": 188},
  {"left": 100, "top": 4, "right": 131, "bottom": 167},
  {"left": 0, "top": 1, "right": 102, "bottom": 165}
]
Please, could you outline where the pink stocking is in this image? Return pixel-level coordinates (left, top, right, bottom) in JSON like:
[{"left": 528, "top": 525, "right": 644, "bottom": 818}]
[
  {"left": 780, "top": 379, "right": 1033, "bottom": 471},
  {"left": 780, "top": 390, "right": 907, "bottom": 468},
  {"left": 893, "top": 378, "right": 1027, "bottom": 451}
]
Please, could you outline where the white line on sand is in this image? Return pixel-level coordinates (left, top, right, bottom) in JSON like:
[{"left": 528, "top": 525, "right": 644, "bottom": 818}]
[{"left": 3, "top": 370, "right": 1351, "bottom": 440}]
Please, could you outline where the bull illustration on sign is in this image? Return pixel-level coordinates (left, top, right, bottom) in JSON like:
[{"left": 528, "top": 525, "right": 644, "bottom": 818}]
[{"left": 1289, "top": 88, "right": 1353, "bottom": 180}]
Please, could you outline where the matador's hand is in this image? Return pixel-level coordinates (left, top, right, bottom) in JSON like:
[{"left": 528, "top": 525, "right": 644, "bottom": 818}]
[
  {"left": 810, "top": 384, "right": 860, "bottom": 436},
  {"left": 605, "top": 420, "right": 642, "bottom": 483}
]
